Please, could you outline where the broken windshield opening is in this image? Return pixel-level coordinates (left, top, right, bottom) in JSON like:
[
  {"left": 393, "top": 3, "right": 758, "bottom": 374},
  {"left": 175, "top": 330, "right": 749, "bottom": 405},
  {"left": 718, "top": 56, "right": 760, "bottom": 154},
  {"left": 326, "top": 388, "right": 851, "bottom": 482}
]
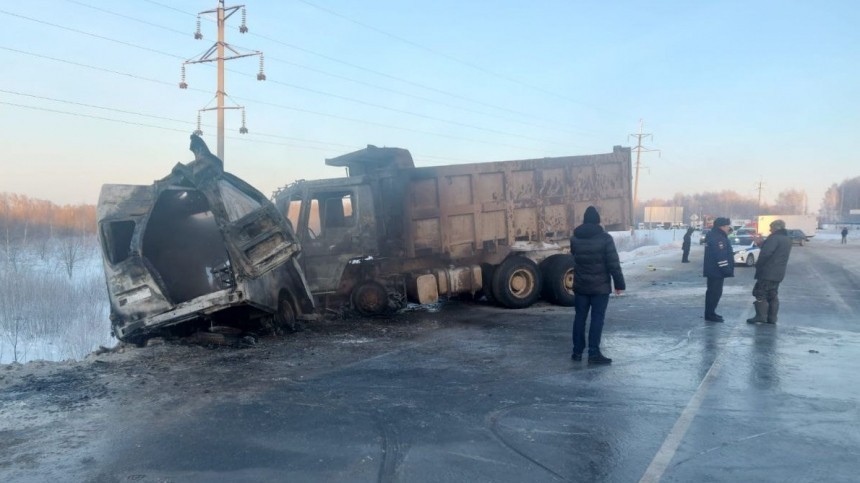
[
  {"left": 306, "top": 191, "right": 355, "bottom": 240},
  {"left": 141, "top": 188, "right": 230, "bottom": 304}
]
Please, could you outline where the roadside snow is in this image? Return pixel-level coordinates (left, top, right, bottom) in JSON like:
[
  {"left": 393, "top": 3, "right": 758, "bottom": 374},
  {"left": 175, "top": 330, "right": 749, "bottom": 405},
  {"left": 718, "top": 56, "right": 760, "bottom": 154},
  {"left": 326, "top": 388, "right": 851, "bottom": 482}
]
[{"left": 3, "top": 229, "right": 845, "bottom": 365}]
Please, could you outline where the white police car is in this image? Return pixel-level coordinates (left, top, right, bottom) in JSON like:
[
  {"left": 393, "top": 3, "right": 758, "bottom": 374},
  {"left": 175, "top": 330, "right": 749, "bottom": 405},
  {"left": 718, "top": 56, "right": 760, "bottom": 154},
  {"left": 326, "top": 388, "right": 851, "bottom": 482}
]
[{"left": 733, "top": 242, "right": 760, "bottom": 267}]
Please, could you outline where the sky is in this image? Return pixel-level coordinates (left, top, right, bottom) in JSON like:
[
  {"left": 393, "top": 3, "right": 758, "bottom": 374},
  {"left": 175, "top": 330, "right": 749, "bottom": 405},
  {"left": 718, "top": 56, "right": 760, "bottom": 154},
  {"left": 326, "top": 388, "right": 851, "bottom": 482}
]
[{"left": 1, "top": 0, "right": 858, "bottom": 213}]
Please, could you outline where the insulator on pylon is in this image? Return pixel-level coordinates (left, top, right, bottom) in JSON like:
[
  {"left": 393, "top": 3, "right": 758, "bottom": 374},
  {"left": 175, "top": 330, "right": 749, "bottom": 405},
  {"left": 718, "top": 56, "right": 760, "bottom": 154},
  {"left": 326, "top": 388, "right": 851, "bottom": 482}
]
[
  {"left": 239, "top": 110, "right": 248, "bottom": 134},
  {"left": 239, "top": 8, "right": 248, "bottom": 33},
  {"left": 193, "top": 113, "right": 203, "bottom": 136},
  {"left": 194, "top": 16, "right": 203, "bottom": 39},
  {"left": 256, "top": 54, "right": 266, "bottom": 81},
  {"left": 179, "top": 64, "right": 188, "bottom": 89}
]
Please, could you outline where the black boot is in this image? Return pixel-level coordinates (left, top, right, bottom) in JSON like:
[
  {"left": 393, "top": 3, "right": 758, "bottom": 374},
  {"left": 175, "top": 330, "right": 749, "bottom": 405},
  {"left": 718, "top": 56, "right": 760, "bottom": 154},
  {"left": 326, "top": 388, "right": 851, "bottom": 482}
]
[
  {"left": 767, "top": 298, "right": 779, "bottom": 324},
  {"left": 746, "top": 300, "right": 769, "bottom": 324},
  {"left": 588, "top": 352, "right": 612, "bottom": 364}
]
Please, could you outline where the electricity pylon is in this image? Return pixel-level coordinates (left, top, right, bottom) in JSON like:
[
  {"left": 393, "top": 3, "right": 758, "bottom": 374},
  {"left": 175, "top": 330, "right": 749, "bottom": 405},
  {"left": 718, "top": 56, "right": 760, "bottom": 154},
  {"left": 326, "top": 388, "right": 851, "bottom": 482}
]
[
  {"left": 179, "top": 0, "right": 266, "bottom": 161},
  {"left": 628, "top": 119, "right": 660, "bottom": 228}
]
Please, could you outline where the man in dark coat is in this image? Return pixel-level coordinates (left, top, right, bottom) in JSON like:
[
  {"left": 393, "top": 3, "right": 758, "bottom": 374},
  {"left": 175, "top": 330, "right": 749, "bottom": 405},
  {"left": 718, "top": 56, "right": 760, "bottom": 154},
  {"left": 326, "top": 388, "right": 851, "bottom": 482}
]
[
  {"left": 703, "top": 217, "right": 734, "bottom": 322},
  {"left": 842, "top": 227, "right": 849, "bottom": 244},
  {"left": 746, "top": 219, "right": 792, "bottom": 324},
  {"left": 681, "top": 227, "right": 695, "bottom": 263},
  {"left": 569, "top": 206, "right": 626, "bottom": 364}
]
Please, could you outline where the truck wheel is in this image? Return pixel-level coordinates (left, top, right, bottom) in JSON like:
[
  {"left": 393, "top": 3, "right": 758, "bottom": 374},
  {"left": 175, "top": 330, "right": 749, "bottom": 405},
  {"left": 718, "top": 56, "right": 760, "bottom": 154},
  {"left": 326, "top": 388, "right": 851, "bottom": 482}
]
[
  {"left": 492, "top": 256, "right": 542, "bottom": 309},
  {"left": 540, "top": 254, "right": 576, "bottom": 306},
  {"left": 275, "top": 292, "right": 300, "bottom": 333},
  {"left": 352, "top": 280, "right": 389, "bottom": 316}
]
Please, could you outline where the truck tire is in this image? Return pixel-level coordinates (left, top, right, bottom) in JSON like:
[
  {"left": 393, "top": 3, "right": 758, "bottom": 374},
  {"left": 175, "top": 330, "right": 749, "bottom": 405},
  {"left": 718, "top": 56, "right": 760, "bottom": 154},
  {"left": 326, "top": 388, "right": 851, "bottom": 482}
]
[
  {"left": 275, "top": 291, "right": 300, "bottom": 333},
  {"left": 491, "top": 256, "right": 542, "bottom": 309},
  {"left": 540, "top": 254, "right": 576, "bottom": 306},
  {"left": 351, "top": 280, "right": 389, "bottom": 316}
]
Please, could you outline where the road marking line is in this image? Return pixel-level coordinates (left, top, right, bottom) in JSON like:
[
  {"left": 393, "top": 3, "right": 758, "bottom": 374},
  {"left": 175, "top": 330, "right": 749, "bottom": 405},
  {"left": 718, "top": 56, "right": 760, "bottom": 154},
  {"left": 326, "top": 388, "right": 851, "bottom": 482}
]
[
  {"left": 638, "top": 324, "right": 738, "bottom": 483},
  {"left": 805, "top": 257, "right": 852, "bottom": 314}
]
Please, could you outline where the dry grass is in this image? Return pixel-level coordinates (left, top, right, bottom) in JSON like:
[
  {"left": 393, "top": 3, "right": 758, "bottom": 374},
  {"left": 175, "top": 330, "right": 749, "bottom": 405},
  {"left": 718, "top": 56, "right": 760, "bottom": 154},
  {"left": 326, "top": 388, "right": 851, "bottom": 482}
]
[{"left": 0, "top": 236, "right": 113, "bottom": 363}]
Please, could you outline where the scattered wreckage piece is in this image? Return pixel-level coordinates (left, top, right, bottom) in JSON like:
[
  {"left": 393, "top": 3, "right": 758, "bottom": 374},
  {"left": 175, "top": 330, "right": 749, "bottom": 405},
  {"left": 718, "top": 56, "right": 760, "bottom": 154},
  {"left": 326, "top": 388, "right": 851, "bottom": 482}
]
[{"left": 97, "top": 135, "right": 315, "bottom": 344}]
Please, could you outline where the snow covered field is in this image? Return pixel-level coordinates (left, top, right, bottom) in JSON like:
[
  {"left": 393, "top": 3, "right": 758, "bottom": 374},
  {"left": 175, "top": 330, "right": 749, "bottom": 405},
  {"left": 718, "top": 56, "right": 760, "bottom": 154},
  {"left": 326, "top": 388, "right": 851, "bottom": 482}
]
[
  {"left": 0, "top": 237, "right": 112, "bottom": 364},
  {"left": 1, "top": 229, "right": 849, "bottom": 364}
]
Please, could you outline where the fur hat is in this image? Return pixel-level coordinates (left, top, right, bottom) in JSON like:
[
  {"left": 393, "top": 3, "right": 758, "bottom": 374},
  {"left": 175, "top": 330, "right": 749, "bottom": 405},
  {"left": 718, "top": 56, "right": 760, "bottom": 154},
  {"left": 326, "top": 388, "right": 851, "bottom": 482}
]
[
  {"left": 583, "top": 206, "right": 601, "bottom": 224},
  {"left": 713, "top": 217, "right": 731, "bottom": 228},
  {"left": 770, "top": 219, "right": 786, "bottom": 230}
]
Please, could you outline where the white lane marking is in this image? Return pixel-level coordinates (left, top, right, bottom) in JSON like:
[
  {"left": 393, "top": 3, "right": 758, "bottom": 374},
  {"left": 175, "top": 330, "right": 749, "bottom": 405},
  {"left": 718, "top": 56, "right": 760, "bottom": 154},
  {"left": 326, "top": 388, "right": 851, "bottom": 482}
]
[{"left": 638, "top": 321, "right": 743, "bottom": 483}]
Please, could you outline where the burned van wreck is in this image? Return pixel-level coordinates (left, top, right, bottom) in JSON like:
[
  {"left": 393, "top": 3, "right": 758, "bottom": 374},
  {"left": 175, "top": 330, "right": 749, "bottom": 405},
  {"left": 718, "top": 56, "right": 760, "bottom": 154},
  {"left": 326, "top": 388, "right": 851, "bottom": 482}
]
[{"left": 97, "top": 135, "right": 314, "bottom": 343}]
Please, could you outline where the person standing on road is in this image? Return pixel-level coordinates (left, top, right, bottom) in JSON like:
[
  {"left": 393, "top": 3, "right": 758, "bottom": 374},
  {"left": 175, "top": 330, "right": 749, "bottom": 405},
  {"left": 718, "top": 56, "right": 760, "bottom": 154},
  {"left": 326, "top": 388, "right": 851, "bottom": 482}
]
[
  {"left": 703, "top": 217, "right": 734, "bottom": 322},
  {"left": 569, "top": 206, "right": 626, "bottom": 364},
  {"left": 842, "top": 227, "right": 849, "bottom": 244},
  {"left": 682, "top": 227, "right": 695, "bottom": 263},
  {"left": 747, "top": 220, "right": 792, "bottom": 324}
]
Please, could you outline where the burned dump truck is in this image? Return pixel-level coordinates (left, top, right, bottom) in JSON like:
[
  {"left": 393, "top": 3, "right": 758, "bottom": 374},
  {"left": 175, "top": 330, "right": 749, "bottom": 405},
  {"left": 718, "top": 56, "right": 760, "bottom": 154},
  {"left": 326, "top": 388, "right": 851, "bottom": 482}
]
[
  {"left": 97, "top": 135, "right": 314, "bottom": 343},
  {"left": 272, "top": 145, "right": 632, "bottom": 315}
]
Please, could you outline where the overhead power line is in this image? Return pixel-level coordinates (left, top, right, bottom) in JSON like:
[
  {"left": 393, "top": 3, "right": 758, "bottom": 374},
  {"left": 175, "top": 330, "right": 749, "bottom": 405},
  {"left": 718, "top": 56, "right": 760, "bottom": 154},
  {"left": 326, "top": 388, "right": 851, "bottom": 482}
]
[
  {"left": 137, "top": 0, "right": 592, "bottom": 130},
  {"left": 295, "top": 0, "right": 606, "bottom": 111},
  {"left": 0, "top": 45, "right": 206, "bottom": 92},
  {"left": 0, "top": 99, "right": 472, "bottom": 163},
  {"left": 66, "top": 0, "right": 580, "bottom": 135},
  {"left": 1, "top": 44, "right": 555, "bottom": 153},
  {"left": 0, "top": 101, "right": 189, "bottom": 133},
  {"left": 0, "top": 9, "right": 572, "bottom": 149},
  {"left": 0, "top": 8, "right": 183, "bottom": 59}
]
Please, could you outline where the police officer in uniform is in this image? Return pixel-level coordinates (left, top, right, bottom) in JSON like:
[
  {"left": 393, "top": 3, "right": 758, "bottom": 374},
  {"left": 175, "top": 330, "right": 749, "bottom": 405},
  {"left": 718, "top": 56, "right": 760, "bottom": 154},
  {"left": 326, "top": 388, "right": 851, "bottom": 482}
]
[
  {"left": 703, "top": 217, "right": 734, "bottom": 322},
  {"left": 682, "top": 227, "right": 695, "bottom": 263}
]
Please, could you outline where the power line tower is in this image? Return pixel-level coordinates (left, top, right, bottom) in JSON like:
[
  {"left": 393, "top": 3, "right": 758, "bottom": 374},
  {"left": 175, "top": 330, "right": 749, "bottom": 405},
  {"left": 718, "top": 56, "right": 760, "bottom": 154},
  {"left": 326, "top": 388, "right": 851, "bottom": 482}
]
[
  {"left": 755, "top": 177, "right": 765, "bottom": 208},
  {"left": 628, "top": 120, "right": 660, "bottom": 227},
  {"left": 179, "top": 1, "right": 266, "bottom": 161}
]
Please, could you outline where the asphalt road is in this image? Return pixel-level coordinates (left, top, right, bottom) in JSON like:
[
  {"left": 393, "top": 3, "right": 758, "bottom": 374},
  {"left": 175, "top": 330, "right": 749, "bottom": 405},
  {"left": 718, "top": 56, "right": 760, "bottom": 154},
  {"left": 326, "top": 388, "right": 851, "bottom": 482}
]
[{"left": 1, "top": 241, "right": 859, "bottom": 482}]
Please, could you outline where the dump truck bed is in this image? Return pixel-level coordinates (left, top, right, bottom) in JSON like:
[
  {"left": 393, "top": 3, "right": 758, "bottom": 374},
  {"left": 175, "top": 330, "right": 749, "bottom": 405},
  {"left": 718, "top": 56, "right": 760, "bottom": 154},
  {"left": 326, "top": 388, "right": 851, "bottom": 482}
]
[{"left": 400, "top": 146, "right": 632, "bottom": 260}]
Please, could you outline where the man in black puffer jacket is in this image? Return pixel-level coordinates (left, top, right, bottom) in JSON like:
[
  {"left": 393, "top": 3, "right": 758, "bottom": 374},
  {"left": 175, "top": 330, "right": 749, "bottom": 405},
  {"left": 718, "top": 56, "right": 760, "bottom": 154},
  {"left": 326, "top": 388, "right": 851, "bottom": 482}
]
[
  {"left": 703, "top": 217, "right": 734, "bottom": 322},
  {"left": 569, "top": 206, "right": 626, "bottom": 364},
  {"left": 746, "top": 219, "right": 792, "bottom": 324}
]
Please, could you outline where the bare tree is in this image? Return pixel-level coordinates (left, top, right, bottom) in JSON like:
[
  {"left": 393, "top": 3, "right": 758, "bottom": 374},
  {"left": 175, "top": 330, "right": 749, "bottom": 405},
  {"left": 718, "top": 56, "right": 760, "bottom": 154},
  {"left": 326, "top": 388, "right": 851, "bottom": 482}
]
[
  {"left": 820, "top": 184, "right": 840, "bottom": 223},
  {"left": 57, "top": 235, "right": 88, "bottom": 279},
  {"left": 773, "top": 189, "right": 807, "bottom": 214}
]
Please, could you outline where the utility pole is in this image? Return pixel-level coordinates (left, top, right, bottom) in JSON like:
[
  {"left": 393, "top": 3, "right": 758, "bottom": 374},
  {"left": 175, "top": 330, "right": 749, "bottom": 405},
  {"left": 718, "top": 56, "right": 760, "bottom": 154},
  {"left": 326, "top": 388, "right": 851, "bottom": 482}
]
[
  {"left": 755, "top": 177, "right": 765, "bottom": 208},
  {"left": 179, "top": 1, "right": 266, "bottom": 161},
  {"left": 628, "top": 120, "right": 660, "bottom": 229},
  {"left": 840, "top": 183, "right": 845, "bottom": 219}
]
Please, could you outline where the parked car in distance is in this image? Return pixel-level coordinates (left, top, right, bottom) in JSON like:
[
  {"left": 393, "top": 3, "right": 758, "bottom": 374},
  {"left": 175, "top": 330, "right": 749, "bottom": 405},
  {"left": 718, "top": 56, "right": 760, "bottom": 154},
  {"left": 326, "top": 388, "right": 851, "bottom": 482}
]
[
  {"left": 730, "top": 227, "right": 762, "bottom": 246},
  {"left": 786, "top": 229, "right": 810, "bottom": 246},
  {"left": 699, "top": 229, "right": 710, "bottom": 245},
  {"left": 733, "top": 242, "right": 760, "bottom": 267}
]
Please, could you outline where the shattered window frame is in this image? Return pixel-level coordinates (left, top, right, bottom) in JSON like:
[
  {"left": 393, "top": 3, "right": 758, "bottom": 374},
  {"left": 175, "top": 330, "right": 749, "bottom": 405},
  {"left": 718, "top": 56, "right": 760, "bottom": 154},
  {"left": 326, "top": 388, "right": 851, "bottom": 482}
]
[
  {"left": 218, "top": 180, "right": 263, "bottom": 222},
  {"left": 101, "top": 220, "right": 136, "bottom": 264}
]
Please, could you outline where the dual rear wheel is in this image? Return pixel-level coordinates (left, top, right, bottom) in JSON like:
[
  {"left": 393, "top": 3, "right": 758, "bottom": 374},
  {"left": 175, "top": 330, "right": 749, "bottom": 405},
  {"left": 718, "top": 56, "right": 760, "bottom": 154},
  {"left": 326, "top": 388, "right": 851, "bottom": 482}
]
[{"left": 490, "top": 254, "right": 575, "bottom": 309}]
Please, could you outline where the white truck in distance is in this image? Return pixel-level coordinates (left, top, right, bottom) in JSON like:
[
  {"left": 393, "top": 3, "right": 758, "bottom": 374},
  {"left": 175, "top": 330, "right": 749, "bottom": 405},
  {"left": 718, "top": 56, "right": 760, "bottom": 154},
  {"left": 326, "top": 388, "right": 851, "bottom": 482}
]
[{"left": 758, "top": 214, "right": 817, "bottom": 238}]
